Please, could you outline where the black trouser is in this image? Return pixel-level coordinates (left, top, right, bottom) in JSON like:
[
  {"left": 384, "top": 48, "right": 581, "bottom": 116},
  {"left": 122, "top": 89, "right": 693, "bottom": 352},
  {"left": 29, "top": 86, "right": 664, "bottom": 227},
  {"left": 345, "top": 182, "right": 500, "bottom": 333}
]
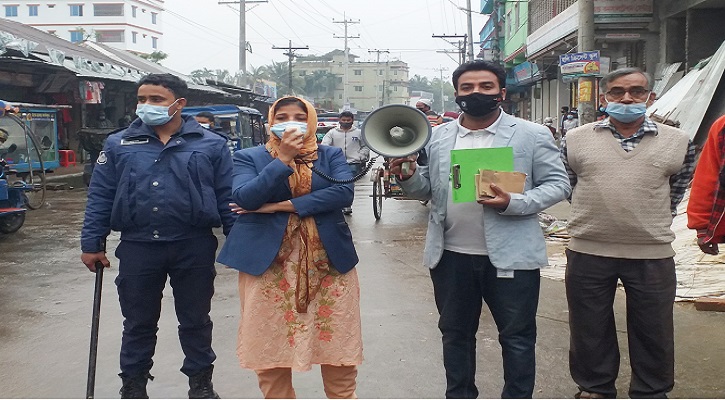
[
  {"left": 565, "top": 250, "right": 676, "bottom": 398},
  {"left": 114, "top": 235, "right": 218, "bottom": 377},
  {"left": 430, "top": 250, "right": 540, "bottom": 399}
]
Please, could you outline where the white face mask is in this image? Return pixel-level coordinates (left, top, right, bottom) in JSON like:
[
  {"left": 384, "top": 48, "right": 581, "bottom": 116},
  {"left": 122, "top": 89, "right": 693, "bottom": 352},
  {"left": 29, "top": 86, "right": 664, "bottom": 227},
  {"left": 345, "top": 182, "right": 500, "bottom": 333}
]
[{"left": 199, "top": 123, "right": 211, "bottom": 129}]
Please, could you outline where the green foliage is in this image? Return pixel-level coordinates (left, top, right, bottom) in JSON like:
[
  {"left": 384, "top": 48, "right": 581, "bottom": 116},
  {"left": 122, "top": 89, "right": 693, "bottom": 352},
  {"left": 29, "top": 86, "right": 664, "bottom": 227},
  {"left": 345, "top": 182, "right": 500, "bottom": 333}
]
[{"left": 140, "top": 51, "right": 168, "bottom": 64}]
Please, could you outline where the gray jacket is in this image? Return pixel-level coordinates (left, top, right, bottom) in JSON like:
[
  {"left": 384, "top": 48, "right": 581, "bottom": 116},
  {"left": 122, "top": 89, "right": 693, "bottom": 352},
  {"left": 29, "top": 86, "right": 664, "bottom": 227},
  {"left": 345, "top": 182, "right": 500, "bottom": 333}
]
[
  {"left": 321, "top": 127, "right": 370, "bottom": 164},
  {"left": 398, "top": 112, "right": 571, "bottom": 270}
]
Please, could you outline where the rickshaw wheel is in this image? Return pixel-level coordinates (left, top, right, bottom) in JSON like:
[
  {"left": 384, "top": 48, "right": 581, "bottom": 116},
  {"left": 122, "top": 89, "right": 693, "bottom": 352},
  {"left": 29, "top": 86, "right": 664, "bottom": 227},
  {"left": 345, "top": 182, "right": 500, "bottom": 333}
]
[
  {"left": 0, "top": 213, "right": 25, "bottom": 234},
  {"left": 373, "top": 172, "right": 383, "bottom": 220},
  {"left": 21, "top": 170, "right": 46, "bottom": 210}
]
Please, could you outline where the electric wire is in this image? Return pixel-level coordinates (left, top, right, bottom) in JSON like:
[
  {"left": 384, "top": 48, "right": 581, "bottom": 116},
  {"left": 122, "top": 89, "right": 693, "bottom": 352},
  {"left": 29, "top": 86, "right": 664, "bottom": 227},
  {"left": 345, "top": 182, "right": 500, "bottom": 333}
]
[{"left": 268, "top": 0, "right": 307, "bottom": 44}]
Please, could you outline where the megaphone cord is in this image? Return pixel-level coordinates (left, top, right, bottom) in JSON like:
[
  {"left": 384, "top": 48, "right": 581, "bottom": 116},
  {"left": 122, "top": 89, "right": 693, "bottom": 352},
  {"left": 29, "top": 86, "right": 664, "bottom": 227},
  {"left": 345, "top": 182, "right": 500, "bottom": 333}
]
[{"left": 306, "top": 156, "right": 378, "bottom": 184}]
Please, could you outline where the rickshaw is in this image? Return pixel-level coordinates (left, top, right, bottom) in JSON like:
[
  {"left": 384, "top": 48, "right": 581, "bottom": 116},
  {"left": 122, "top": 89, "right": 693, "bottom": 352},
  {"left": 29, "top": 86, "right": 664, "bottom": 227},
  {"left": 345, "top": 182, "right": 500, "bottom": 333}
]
[
  {"left": 0, "top": 108, "right": 49, "bottom": 233},
  {"left": 182, "top": 105, "right": 267, "bottom": 153}
]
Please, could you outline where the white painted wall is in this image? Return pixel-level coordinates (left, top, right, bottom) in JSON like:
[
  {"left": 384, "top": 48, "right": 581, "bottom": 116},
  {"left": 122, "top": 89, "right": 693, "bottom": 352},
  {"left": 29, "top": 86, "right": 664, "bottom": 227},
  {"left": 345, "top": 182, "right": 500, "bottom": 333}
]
[{"left": 0, "top": 0, "right": 163, "bottom": 54}]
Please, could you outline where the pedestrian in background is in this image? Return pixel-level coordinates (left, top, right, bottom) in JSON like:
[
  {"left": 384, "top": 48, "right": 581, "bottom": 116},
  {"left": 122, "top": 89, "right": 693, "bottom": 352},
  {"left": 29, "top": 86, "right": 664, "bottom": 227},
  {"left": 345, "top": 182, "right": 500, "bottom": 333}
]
[
  {"left": 416, "top": 98, "right": 444, "bottom": 126},
  {"left": 688, "top": 114, "right": 725, "bottom": 255},
  {"left": 321, "top": 110, "right": 369, "bottom": 214},
  {"left": 81, "top": 73, "right": 234, "bottom": 399},
  {"left": 562, "top": 110, "right": 579, "bottom": 136},
  {"left": 217, "top": 96, "right": 363, "bottom": 399},
  {"left": 561, "top": 68, "right": 696, "bottom": 399},
  {"left": 391, "top": 60, "right": 571, "bottom": 399}
]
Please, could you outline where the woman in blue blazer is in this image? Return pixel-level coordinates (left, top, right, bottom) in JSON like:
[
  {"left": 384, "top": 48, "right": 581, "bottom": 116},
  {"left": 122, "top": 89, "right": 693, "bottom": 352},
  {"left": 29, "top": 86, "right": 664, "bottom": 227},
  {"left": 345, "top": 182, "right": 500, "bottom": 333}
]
[{"left": 217, "top": 97, "right": 362, "bottom": 399}]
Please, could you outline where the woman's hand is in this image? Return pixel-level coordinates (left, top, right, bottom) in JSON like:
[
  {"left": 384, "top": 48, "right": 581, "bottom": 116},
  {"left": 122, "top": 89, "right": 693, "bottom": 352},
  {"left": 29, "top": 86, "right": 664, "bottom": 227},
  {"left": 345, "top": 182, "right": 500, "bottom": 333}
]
[{"left": 277, "top": 128, "right": 305, "bottom": 164}]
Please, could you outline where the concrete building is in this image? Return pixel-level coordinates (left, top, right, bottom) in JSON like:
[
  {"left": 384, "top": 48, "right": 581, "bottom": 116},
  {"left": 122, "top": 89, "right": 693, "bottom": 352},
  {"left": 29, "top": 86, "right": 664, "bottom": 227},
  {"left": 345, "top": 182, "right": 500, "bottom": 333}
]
[
  {"left": 295, "top": 50, "right": 410, "bottom": 112},
  {"left": 478, "top": 0, "right": 725, "bottom": 125},
  {"left": 0, "top": 0, "right": 164, "bottom": 55}
]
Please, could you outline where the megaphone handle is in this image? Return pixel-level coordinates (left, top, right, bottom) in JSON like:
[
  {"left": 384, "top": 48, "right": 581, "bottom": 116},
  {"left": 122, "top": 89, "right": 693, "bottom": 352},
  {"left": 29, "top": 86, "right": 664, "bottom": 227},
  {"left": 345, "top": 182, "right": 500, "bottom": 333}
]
[{"left": 401, "top": 161, "right": 412, "bottom": 176}]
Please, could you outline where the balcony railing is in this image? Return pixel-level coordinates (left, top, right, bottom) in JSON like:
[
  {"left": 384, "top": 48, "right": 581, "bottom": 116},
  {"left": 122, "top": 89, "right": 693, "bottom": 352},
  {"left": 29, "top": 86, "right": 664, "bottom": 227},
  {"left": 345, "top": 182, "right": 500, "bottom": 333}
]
[{"left": 529, "top": 0, "right": 577, "bottom": 34}]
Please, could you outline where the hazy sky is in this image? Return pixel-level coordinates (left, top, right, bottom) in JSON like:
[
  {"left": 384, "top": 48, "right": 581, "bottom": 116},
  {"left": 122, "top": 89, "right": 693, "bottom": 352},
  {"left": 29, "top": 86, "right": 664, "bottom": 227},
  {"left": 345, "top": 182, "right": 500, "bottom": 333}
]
[{"left": 162, "top": 0, "right": 489, "bottom": 81}]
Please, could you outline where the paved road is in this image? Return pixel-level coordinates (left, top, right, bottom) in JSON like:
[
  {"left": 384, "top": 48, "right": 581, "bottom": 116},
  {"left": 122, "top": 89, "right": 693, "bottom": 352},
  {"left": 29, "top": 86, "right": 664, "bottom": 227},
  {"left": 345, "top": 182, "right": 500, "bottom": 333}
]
[{"left": 0, "top": 176, "right": 723, "bottom": 398}]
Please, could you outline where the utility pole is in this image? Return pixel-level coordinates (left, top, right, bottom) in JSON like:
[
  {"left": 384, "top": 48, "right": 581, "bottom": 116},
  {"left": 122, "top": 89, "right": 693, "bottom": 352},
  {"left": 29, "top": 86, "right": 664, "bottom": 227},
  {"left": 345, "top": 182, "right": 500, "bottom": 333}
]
[
  {"left": 578, "top": 0, "right": 596, "bottom": 124},
  {"left": 218, "top": 0, "right": 267, "bottom": 76},
  {"left": 433, "top": 34, "right": 468, "bottom": 65},
  {"left": 466, "top": 0, "right": 475, "bottom": 62},
  {"left": 333, "top": 14, "right": 360, "bottom": 109},
  {"left": 491, "top": 0, "right": 502, "bottom": 63},
  {"left": 272, "top": 40, "right": 308, "bottom": 95},
  {"left": 369, "top": 49, "right": 389, "bottom": 108},
  {"left": 434, "top": 66, "right": 449, "bottom": 111}
]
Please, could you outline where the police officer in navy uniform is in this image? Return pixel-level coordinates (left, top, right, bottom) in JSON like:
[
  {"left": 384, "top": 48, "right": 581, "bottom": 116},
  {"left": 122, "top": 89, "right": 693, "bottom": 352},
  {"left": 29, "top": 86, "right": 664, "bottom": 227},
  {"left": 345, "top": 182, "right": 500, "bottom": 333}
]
[{"left": 81, "top": 74, "right": 235, "bottom": 399}]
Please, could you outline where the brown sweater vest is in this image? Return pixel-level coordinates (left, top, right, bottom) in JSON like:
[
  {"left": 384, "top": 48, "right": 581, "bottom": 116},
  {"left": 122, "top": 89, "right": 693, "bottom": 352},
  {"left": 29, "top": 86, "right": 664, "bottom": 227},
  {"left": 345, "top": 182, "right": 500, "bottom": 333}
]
[{"left": 566, "top": 122, "right": 689, "bottom": 259}]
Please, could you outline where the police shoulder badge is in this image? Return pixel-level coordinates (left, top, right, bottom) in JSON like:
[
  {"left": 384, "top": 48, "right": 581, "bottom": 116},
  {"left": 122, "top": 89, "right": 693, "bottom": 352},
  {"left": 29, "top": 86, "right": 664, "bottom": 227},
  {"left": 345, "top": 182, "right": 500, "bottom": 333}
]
[{"left": 96, "top": 151, "right": 107, "bottom": 165}]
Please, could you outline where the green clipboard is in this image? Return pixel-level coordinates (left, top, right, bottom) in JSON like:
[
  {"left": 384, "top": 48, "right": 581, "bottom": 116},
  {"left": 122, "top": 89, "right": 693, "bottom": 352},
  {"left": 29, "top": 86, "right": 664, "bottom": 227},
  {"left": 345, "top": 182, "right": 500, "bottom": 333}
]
[{"left": 451, "top": 147, "right": 514, "bottom": 203}]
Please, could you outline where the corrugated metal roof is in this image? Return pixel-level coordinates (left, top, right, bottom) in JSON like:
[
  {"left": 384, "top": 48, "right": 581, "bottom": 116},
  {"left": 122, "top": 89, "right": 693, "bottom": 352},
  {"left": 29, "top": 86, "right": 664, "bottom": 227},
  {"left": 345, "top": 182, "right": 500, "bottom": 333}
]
[{"left": 0, "top": 17, "right": 230, "bottom": 95}]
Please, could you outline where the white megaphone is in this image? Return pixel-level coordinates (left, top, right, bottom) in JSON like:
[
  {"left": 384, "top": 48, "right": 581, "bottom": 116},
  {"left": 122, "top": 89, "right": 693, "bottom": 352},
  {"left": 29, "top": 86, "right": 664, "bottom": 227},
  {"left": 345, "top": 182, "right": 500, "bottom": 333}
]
[{"left": 361, "top": 104, "right": 432, "bottom": 174}]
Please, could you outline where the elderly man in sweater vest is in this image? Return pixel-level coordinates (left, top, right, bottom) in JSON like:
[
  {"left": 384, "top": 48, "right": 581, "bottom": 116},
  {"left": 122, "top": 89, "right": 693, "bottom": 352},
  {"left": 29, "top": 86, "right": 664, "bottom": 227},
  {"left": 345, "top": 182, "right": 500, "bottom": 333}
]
[{"left": 560, "top": 68, "right": 696, "bottom": 399}]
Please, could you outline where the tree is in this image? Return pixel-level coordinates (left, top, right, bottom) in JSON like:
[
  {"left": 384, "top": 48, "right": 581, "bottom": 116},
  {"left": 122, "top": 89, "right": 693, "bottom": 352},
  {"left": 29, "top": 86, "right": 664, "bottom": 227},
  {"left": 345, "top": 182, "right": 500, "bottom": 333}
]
[
  {"left": 190, "top": 68, "right": 215, "bottom": 82},
  {"left": 265, "top": 61, "right": 304, "bottom": 96},
  {"left": 409, "top": 74, "right": 432, "bottom": 93},
  {"left": 245, "top": 65, "right": 269, "bottom": 91},
  {"left": 140, "top": 51, "right": 168, "bottom": 64},
  {"left": 430, "top": 77, "right": 457, "bottom": 112},
  {"left": 304, "top": 70, "right": 337, "bottom": 108}
]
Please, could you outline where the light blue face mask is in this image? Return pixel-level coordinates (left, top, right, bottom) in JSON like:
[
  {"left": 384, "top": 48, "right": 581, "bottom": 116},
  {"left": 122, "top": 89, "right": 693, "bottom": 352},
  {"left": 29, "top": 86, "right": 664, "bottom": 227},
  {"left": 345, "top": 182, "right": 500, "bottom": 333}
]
[
  {"left": 605, "top": 102, "right": 647, "bottom": 123},
  {"left": 136, "top": 99, "right": 179, "bottom": 126},
  {"left": 269, "top": 121, "right": 308, "bottom": 138}
]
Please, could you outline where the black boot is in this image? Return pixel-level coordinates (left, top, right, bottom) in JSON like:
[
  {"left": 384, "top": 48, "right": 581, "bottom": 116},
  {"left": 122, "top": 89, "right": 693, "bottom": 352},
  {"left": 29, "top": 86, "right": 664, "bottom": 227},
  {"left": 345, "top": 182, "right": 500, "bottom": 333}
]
[
  {"left": 188, "top": 366, "right": 220, "bottom": 399},
  {"left": 118, "top": 372, "right": 153, "bottom": 399}
]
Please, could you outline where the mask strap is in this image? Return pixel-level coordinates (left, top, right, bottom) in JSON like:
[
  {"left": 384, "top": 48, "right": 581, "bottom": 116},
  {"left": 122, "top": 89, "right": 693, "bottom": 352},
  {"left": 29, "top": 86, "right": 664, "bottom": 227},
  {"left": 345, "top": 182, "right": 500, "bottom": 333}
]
[{"left": 169, "top": 98, "right": 182, "bottom": 118}]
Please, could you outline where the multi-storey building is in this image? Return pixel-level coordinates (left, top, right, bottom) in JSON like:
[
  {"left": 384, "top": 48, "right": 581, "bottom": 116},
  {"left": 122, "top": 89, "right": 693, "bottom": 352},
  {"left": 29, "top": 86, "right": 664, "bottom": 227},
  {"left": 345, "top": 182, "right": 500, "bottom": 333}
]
[
  {"left": 0, "top": 0, "right": 163, "bottom": 55},
  {"left": 295, "top": 50, "right": 410, "bottom": 112}
]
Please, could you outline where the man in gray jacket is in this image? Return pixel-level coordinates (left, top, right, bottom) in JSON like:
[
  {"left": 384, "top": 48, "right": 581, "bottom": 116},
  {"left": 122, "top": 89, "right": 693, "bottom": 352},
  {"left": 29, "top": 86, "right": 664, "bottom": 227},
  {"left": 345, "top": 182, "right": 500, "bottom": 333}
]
[
  {"left": 390, "top": 60, "right": 571, "bottom": 398},
  {"left": 322, "top": 110, "right": 370, "bottom": 214}
]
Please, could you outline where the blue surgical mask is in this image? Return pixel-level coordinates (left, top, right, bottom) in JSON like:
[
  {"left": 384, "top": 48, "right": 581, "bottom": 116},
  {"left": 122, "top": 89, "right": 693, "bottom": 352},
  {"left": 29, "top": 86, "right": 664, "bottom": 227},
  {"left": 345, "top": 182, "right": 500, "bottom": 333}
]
[
  {"left": 605, "top": 102, "right": 647, "bottom": 123},
  {"left": 270, "top": 121, "right": 307, "bottom": 138},
  {"left": 136, "top": 100, "right": 179, "bottom": 126}
]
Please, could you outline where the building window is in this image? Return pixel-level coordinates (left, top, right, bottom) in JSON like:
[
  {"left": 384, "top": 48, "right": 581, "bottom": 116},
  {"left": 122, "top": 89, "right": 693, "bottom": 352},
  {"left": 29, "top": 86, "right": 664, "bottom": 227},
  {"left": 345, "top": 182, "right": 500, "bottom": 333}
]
[
  {"left": 131, "top": 5, "right": 137, "bottom": 17},
  {"left": 379, "top": 85, "right": 383, "bottom": 91},
  {"left": 96, "top": 30, "right": 124, "bottom": 43},
  {"left": 393, "top": 86, "right": 398, "bottom": 92},
  {"left": 70, "top": 31, "right": 84, "bottom": 43},
  {"left": 339, "top": 94, "right": 343, "bottom": 100},
  {"left": 151, "top": 12, "right": 157, "bottom": 24},
  {"left": 70, "top": 4, "right": 83, "bottom": 16},
  {"left": 28, "top": 5, "right": 38, "bottom": 16},
  {"left": 393, "top": 70, "right": 398, "bottom": 75},
  {"left": 299, "top": 70, "right": 306, "bottom": 76},
  {"left": 349, "top": 103, "right": 355, "bottom": 108},
  {"left": 4, "top": 5, "right": 18, "bottom": 17},
  {"left": 354, "top": 70, "right": 362, "bottom": 76},
  {"left": 354, "top": 86, "right": 363, "bottom": 92},
  {"left": 379, "top": 70, "right": 383, "bottom": 75},
  {"left": 132, "top": 31, "right": 137, "bottom": 43},
  {"left": 152, "top": 37, "right": 158, "bottom": 49},
  {"left": 94, "top": 4, "right": 124, "bottom": 16}
]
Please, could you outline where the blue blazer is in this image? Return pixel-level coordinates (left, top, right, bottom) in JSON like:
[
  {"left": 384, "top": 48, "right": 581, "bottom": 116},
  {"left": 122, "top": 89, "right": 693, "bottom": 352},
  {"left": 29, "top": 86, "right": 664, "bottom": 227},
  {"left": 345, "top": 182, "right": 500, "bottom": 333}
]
[{"left": 216, "top": 145, "right": 359, "bottom": 275}]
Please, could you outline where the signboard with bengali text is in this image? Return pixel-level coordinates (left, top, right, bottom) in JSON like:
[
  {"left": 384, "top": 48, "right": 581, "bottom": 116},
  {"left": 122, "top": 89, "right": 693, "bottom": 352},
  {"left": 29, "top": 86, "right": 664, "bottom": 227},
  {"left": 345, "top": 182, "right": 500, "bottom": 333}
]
[{"left": 559, "top": 51, "right": 601, "bottom": 77}]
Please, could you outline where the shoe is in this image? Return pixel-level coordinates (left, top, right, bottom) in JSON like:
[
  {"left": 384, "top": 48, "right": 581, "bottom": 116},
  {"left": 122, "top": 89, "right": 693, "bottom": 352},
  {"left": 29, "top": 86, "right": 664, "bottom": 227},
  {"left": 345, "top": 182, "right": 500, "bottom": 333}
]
[
  {"left": 119, "top": 372, "right": 153, "bottom": 399},
  {"left": 342, "top": 207, "right": 352, "bottom": 215},
  {"left": 575, "top": 390, "right": 607, "bottom": 399},
  {"left": 188, "top": 366, "right": 220, "bottom": 399}
]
